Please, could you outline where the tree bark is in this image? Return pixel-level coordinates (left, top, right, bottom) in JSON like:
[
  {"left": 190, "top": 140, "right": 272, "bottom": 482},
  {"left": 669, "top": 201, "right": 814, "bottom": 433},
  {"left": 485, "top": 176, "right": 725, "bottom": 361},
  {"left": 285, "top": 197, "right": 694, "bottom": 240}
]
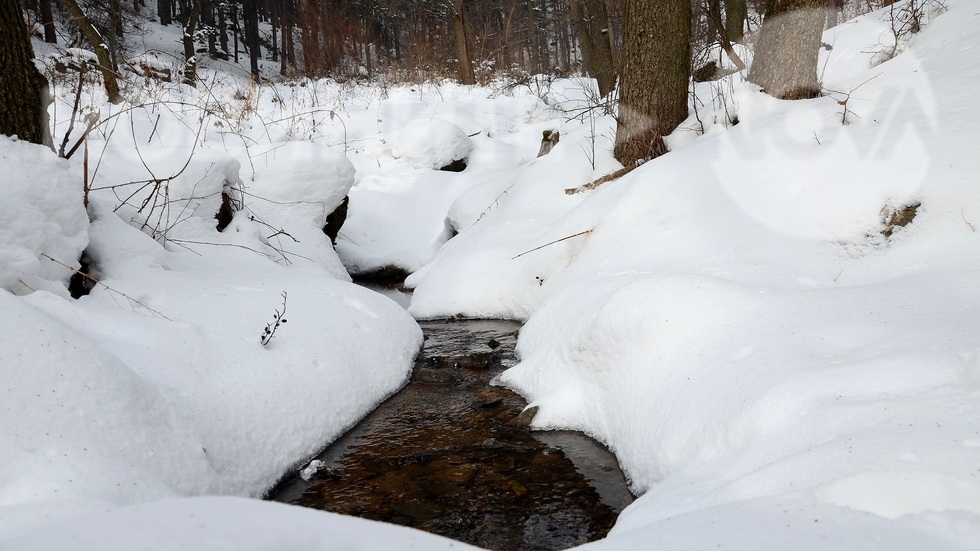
[
  {"left": 568, "top": 0, "right": 616, "bottom": 96},
  {"left": 451, "top": 0, "right": 475, "bottom": 84},
  {"left": 179, "top": 0, "right": 203, "bottom": 86},
  {"left": 158, "top": 0, "right": 173, "bottom": 25},
  {"left": 725, "top": 0, "right": 747, "bottom": 42},
  {"left": 749, "top": 0, "right": 825, "bottom": 100},
  {"left": 217, "top": 2, "right": 229, "bottom": 59},
  {"left": 242, "top": 0, "right": 260, "bottom": 81},
  {"left": 63, "top": 0, "right": 123, "bottom": 103},
  {"left": 613, "top": 0, "right": 690, "bottom": 167},
  {"left": 279, "top": 0, "right": 295, "bottom": 74},
  {"left": 526, "top": 0, "right": 541, "bottom": 72},
  {"left": 0, "top": 0, "right": 52, "bottom": 147},
  {"left": 38, "top": 0, "right": 57, "bottom": 43}
]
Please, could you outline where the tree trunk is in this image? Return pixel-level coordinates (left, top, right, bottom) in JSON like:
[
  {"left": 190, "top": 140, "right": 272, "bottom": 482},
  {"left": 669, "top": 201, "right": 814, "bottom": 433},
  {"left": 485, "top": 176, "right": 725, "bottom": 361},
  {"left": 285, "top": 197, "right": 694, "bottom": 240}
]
[
  {"left": 63, "top": 0, "right": 123, "bottom": 103},
  {"left": 613, "top": 0, "right": 690, "bottom": 167},
  {"left": 201, "top": 0, "right": 217, "bottom": 58},
  {"left": 708, "top": 0, "right": 747, "bottom": 70},
  {"left": 526, "top": 0, "right": 541, "bottom": 72},
  {"left": 725, "top": 0, "right": 747, "bottom": 42},
  {"left": 568, "top": 0, "right": 616, "bottom": 96},
  {"left": 451, "top": 0, "right": 475, "bottom": 84},
  {"left": 158, "top": 0, "right": 172, "bottom": 25},
  {"left": 279, "top": 0, "right": 295, "bottom": 74},
  {"left": 107, "top": 0, "right": 124, "bottom": 71},
  {"left": 749, "top": 0, "right": 825, "bottom": 100},
  {"left": 217, "top": 3, "right": 229, "bottom": 59},
  {"left": 269, "top": 0, "right": 278, "bottom": 62},
  {"left": 180, "top": 0, "right": 203, "bottom": 86},
  {"left": 0, "top": 0, "right": 52, "bottom": 147},
  {"left": 242, "top": 0, "right": 260, "bottom": 81},
  {"left": 298, "top": 0, "right": 319, "bottom": 76},
  {"left": 39, "top": 0, "right": 57, "bottom": 43},
  {"left": 825, "top": 0, "right": 839, "bottom": 28}
]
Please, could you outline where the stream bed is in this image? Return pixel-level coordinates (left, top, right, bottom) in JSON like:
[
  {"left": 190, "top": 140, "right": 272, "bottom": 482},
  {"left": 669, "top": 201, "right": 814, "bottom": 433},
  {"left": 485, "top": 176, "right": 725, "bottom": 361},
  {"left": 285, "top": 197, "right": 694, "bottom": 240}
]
[{"left": 268, "top": 317, "right": 633, "bottom": 551}]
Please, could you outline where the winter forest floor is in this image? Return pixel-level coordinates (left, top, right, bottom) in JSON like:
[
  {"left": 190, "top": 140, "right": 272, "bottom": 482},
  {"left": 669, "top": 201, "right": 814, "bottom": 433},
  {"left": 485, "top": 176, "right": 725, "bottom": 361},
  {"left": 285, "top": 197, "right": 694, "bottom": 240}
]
[{"left": 2, "top": 1, "right": 980, "bottom": 550}]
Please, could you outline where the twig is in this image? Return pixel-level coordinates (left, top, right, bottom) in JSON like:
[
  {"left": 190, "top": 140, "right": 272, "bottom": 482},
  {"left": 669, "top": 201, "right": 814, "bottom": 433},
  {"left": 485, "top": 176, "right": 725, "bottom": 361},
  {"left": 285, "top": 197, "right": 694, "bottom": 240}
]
[
  {"left": 39, "top": 253, "right": 171, "bottom": 320},
  {"left": 963, "top": 209, "right": 976, "bottom": 232},
  {"left": 565, "top": 166, "right": 634, "bottom": 195},
  {"left": 511, "top": 230, "right": 592, "bottom": 260},
  {"left": 261, "top": 291, "right": 288, "bottom": 345}
]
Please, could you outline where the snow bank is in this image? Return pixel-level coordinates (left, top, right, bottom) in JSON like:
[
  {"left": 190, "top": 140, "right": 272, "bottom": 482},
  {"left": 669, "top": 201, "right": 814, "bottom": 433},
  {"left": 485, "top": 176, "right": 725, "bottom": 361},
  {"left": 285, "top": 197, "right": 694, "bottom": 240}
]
[
  {"left": 390, "top": 118, "right": 474, "bottom": 170},
  {"left": 243, "top": 141, "right": 355, "bottom": 279},
  {"left": 0, "top": 137, "right": 88, "bottom": 296},
  {"left": 1, "top": 52, "right": 423, "bottom": 546},
  {"left": 1, "top": 497, "right": 480, "bottom": 551}
]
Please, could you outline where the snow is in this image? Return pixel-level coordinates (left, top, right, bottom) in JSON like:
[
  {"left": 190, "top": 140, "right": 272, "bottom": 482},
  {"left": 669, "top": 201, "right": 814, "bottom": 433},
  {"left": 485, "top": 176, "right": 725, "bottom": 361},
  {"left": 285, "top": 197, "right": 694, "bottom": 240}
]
[
  {"left": 0, "top": 138, "right": 89, "bottom": 297},
  {"left": 390, "top": 118, "right": 474, "bottom": 170},
  {"left": 3, "top": 0, "right": 979, "bottom": 549}
]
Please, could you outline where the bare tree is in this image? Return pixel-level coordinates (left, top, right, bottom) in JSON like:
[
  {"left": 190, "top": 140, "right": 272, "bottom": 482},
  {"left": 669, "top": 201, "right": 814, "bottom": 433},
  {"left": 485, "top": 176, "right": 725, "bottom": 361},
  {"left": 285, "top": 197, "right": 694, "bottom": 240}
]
[
  {"left": 0, "top": 0, "right": 52, "bottom": 146},
  {"left": 613, "top": 0, "right": 691, "bottom": 167},
  {"left": 63, "top": 0, "right": 123, "bottom": 103}
]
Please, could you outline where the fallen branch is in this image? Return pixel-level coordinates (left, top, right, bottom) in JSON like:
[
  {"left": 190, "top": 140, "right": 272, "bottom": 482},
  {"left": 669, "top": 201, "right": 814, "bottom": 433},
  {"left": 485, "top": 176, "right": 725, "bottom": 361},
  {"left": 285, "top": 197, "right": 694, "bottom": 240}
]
[
  {"left": 511, "top": 230, "right": 592, "bottom": 260},
  {"left": 565, "top": 166, "right": 634, "bottom": 195}
]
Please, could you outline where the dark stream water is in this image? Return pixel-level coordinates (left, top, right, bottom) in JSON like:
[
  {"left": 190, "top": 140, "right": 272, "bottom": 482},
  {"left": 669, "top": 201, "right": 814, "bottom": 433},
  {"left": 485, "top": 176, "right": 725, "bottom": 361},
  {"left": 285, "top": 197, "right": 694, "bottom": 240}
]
[{"left": 268, "top": 311, "right": 633, "bottom": 551}]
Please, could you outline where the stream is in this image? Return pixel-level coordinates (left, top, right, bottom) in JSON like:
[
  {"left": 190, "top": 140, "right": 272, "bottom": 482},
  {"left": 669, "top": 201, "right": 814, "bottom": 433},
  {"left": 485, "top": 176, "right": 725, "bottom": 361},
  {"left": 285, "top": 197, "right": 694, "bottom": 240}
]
[{"left": 267, "top": 289, "right": 634, "bottom": 551}]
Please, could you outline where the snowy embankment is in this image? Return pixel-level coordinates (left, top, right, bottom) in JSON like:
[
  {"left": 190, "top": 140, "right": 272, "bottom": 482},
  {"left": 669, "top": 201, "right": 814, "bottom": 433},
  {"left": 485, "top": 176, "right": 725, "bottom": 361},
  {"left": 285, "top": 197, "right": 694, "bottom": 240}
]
[
  {"left": 0, "top": 80, "right": 432, "bottom": 545},
  {"left": 407, "top": 2, "right": 980, "bottom": 549}
]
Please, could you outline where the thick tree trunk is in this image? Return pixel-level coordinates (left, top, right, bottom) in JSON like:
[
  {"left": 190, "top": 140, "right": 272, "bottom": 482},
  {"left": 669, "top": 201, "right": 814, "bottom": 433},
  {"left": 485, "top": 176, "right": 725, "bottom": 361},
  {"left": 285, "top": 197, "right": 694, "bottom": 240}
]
[
  {"left": 451, "top": 0, "right": 475, "bottom": 84},
  {"left": 63, "top": 0, "right": 123, "bottom": 103},
  {"left": 0, "top": 0, "right": 52, "bottom": 147},
  {"left": 613, "top": 0, "right": 690, "bottom": 167},
  {"left": 749, "top": 0, "right": 825, "bottom": 100}
]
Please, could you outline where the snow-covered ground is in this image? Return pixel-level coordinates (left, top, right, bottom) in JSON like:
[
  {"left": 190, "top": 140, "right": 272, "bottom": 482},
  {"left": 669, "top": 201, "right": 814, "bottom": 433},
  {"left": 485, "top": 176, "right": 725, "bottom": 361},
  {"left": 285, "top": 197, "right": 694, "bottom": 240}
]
[{"left": 2, "top": 0, "right": 978, "bottom": 549}]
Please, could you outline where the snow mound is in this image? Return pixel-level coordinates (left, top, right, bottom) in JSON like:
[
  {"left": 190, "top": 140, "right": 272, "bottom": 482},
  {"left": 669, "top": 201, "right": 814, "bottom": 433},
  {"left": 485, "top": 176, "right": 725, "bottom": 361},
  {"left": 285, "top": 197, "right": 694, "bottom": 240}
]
[
  {"left": 0, "top": 137, "right": 88, "bottom": 296},
  {"left": 391, "top": 119, "right": 474, "bottom": 170},
  {"left": 2, "top": 496, "right": 481, "bottom": 551},
  {"left": 243, "top": 141, "right": 355, "bottom": 278}
]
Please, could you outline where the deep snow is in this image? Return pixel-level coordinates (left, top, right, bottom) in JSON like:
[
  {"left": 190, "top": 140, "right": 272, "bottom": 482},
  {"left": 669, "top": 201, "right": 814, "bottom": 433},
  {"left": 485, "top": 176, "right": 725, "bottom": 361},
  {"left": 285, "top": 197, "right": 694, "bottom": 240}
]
[{"left": 2, "top": 0, "right": 978, "bottom": 549}]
